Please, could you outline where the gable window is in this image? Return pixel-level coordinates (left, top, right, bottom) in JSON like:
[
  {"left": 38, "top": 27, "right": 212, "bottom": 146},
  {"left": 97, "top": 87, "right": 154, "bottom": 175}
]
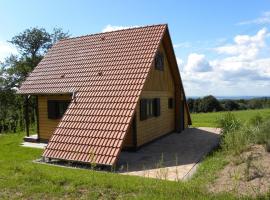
[
  {"left": 155, "top": 52, "right": 164, "bottom": 71},
  {"left": 140, "top": 98, "right": 160, "bottom": 121},
  {"left": 47, "top": 100, "right": 70, "bottom": 119},
  {"left": 168, "top": 98, "right": 174, "bottom": 109}
]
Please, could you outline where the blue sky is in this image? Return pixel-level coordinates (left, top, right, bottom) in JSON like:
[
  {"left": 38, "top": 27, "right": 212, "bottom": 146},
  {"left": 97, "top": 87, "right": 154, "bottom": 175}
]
[{"left": 1, "top": 0, "right": 270, "bottom": 96}]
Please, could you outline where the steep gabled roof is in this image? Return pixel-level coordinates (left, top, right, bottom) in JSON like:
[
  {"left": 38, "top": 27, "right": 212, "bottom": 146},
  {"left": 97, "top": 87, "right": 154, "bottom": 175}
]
[{"left": 18, "top": 24, "right": 167, "bottom": 165}]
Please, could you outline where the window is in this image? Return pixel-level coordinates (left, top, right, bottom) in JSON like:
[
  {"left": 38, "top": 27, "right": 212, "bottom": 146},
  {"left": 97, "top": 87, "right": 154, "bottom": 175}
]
[
  {"left": 168, "top": 98, "right": 174, "bottom": 109},
  {"left": 140, "top": 98, "right": 160, "bottom": 121},
  {"left": 155, "top": 52, "right": 164, "bottom": 70},
  {"left": 47, "top": 100, "right": 70, "bottom": 119},
  {"left": 147, "top": 99, "right": 154, "bottom": 117}
]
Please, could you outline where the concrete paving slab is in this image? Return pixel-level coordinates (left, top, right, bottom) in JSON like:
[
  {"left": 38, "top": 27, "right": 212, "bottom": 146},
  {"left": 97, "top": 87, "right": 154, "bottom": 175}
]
[
  {"left": 21, "top": 142, "right": 47, "bottom": 149},
  {"left": 117, "top": 127, "right": 221, "bottom": 181}
]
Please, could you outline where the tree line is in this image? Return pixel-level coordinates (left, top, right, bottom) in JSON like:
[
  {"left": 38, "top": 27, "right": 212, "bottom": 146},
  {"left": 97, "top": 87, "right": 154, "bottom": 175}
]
[
  {"left": 187, "top": 95, "right": 270, "bottom": 113},
  {"left": 0, "top": 27, "right": 69, "bottom": 133}
]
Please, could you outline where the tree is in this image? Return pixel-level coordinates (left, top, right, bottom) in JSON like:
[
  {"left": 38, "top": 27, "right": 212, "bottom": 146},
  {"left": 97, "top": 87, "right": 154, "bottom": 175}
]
[
  {"left": 224, "top": 100, "right": 240, "bottom": 111},
  {"left": 10, "top": 28, "right": 51, "bottom": 59},
  {"left": 9, "top": 27, "right": 69, "bottom": 59},
  {"left": 3, "top": 55, "right": 38, "bottom": 88},
  {"left": 193, "top": 98, "right": 202, "bottom": 113},
  {"left": 8, "top": 27, "right": 69, "bottom": 86},
  {"left": 50, "top": 27, "right": 70, "bottom": 47},
  {"left": 200, "top": 95, "right": 223, "bottom": 112},
  {"left": 187, "top": 98, "right": 194, "bottom": 112},
  {"left": 1, "top": 27, "right": 69, "bottom": 133},
  {"left": 248, "top": 99, "right": 263, "bottom": 109}
]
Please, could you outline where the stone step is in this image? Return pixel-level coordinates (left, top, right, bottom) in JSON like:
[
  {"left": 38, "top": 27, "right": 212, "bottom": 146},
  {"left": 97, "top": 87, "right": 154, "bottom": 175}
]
[{"left": 23, "top": 134, "right": 38, "bottom": 143}]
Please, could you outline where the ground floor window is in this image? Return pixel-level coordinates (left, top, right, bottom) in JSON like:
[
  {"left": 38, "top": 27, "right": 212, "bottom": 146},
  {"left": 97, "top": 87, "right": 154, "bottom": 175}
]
[
  {"left": 147, "top": 99, "right": 154, "bottom": 117},
  {"left": 47, "top": 100, "right": 70, "bottom": 119},
  {"left": 140, "top": 98, "right": 160, "bottom": 120}
]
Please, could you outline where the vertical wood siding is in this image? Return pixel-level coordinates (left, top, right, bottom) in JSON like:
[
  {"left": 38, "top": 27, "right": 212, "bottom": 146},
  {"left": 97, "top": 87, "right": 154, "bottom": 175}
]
[
  {"left": 123, "top": 124, "right": 134, "bottom": 148},
  {"left": 136, "top": 44, "right": 176, "bottom": 146},
  {"left": 38, "top": 94, "right": 71, "bottom": 140}
]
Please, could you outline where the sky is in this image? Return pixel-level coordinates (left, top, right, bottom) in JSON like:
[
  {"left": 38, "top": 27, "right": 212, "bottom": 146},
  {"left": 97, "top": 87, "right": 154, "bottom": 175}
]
[{"left": 0, "top": 0, "right": 270, "bottom": 97}]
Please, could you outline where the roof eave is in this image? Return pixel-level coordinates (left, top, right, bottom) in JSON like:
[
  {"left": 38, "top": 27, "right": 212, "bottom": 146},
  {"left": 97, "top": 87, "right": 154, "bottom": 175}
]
[{"left": 163, "top": 26, "right": 192, "bottom": 125}]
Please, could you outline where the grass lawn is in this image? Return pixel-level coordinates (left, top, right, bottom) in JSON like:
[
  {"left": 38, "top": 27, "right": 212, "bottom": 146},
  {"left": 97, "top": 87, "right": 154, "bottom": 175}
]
[
  {"left": 191, "top": 108, "right": 270, "bottom": 127},
  {"left": 0, "top": 133, "right": 240, "bottom": 200},
  {"left": 1, "top": 109, "right": 270, "bottom": 199}
]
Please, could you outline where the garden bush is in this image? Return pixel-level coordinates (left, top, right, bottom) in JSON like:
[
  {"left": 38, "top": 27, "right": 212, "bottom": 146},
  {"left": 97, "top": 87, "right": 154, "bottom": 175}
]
[{"left": 218, "top": 113, "right": 270, "bottom": 155}]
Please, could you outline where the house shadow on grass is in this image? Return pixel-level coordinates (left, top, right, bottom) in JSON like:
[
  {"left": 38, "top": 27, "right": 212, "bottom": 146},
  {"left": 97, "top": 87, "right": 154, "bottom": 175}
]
[{"left": 116, "top": 128, "right": 221, "bottom": 173}]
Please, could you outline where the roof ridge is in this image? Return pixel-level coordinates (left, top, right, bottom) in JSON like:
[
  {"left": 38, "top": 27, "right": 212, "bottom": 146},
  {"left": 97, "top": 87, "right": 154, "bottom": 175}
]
[{"left": 60, "top": 23, "right": 168, "bottom": 42}]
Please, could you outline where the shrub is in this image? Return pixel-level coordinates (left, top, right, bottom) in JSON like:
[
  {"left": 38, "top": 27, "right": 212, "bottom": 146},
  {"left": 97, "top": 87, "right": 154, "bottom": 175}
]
[
  {"left": 217, "top": 113, "right": 258, "bottom": 155},
  {"left": 249, "top": 114, "right": 263, "bottom": 127},
  {"left": 220, "top": 115, "right": 270, "bottom": 155},
  {"left": 255, "top": 120, "right": 270, "bottom": 145},
  {"left": 221, "top": 126, "right": 251, "bottom": 155},
  {"left": 216, "top": 112, "right": 241, "bottom": 135}
]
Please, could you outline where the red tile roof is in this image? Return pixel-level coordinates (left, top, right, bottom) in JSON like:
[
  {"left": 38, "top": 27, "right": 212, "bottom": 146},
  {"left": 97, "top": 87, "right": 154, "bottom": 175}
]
[{"left": 18, "top": 24, "right": 167, "bottom": 165}]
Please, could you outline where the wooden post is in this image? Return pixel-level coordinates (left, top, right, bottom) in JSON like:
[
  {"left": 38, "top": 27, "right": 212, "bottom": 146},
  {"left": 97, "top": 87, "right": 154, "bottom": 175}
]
[
  {"left": 35, "top": 95, "right": 40, "bottom": 140},
  {"left": 24, "top": 95, "right": 30, "bottom": 137}
]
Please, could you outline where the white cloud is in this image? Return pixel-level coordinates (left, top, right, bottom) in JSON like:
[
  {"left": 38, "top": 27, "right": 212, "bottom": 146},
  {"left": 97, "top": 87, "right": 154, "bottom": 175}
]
[
  {"left": 0, "top": 41, "right": 17, "bottom": 62},
  {"left": 176, "top": 57, "right": 185, "bottom": 72},
  {"left": 237, "top": 11, "right": 270, "bottom": 25},
  {"left": 102, "top": 24, "right": 139, "bottom": 32},
  {"left": 215, "top": 28, "right": 267, "bottom": 60},
  {"left": 184, "top": 53, "right": 212, "bottom": 72},
  {"left": 176, "top": 57, "right": 183, "bottom": 66},
  {"left": 180, "top": 28, "right": 270, "bottom": 96}
]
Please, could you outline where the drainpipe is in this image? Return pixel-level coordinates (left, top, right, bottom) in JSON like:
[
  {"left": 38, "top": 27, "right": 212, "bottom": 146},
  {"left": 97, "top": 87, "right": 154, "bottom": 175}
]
[{"left": 72, "top": 91, "right": 77, "bottom": 103}]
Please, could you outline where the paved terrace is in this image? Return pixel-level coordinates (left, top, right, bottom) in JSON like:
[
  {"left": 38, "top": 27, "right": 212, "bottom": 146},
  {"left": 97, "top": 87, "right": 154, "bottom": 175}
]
[{"left": 117, "top": 127, "right": 221, "bottom": 181}]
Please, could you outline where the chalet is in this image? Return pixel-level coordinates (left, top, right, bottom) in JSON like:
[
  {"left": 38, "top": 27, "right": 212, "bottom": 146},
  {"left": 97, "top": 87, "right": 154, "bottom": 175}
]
[{"left": 18, "top": 24, "right": 191, "bottom": 166}]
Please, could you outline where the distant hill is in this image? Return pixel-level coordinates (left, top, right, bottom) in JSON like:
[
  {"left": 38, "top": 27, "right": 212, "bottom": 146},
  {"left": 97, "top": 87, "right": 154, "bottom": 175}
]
[{"left": 188, "top": 96, "right": 270, "bottom": 100}]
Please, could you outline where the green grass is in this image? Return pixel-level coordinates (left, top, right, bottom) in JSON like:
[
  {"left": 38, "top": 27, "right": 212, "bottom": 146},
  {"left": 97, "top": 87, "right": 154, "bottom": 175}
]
[
  {"left": 0, "top": 133, "right": 245, "bottom": 200},
  {"left": 191, "top": 108, "right": 270, "bottom": 127},
  {"left": 1, "top": 109, "right": 270, "bottom": 199}
]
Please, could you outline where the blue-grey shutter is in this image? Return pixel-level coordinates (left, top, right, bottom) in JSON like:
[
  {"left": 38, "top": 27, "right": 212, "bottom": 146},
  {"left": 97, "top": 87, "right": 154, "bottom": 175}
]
[
  {"left": 168, "top": 98, "right": 174, "bottom": 109},
  {"left": 140, "top": 99, "right": 147, "bottom": 120},
  {"left": 154, "top": 98, "right": 160, "bottom": 116}
]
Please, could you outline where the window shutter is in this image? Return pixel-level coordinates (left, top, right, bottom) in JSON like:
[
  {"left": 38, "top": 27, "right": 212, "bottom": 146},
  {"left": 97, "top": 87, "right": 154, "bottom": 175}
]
[
  {"left": 154, "top": 98, "right": 160, "bottom": 116},
  {"left": 140, "top": 99, "right": 147, "bottom": 120},
  {"left": 168, "top": 98, "right": 174, "bottom": 109},
  {"left": 47, "top": 100, "right": 58, "bottom": 119}
]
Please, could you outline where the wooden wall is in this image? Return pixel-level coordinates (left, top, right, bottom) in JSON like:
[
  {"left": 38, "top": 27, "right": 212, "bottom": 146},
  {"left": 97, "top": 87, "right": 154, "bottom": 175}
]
[
  {"left": 123, "top": 122, "right": 134, "bottom": 148},
  {"left": 38, "top": 94, "right": 71, "bottom": 140},
  {"left": 135, "top": 44, "right": 176, "bottom": 146}
]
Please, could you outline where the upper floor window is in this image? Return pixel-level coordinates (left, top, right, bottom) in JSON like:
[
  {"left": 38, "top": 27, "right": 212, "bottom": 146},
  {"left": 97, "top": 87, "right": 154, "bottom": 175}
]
[{"left": 155, "top": 52, "right": 164, "bottom": 71}]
